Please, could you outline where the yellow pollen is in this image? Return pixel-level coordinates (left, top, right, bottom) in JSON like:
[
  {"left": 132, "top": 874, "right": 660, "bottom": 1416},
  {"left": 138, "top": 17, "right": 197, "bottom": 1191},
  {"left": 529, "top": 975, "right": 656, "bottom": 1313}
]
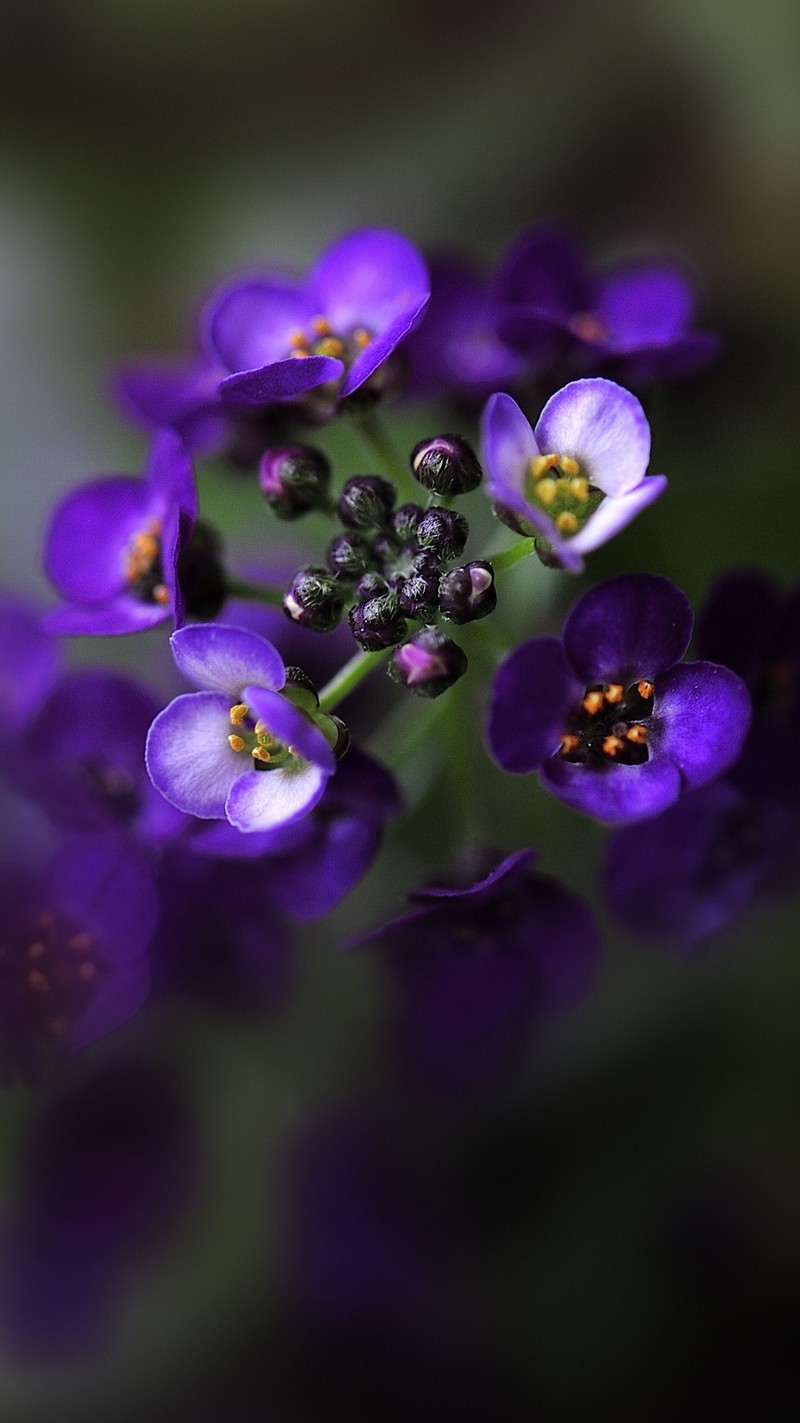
[
  {"left": 289, "top": 348, "right": 308, "bottom": 359},
  {"left": 555, "top": 512, "right": 578, "bottom": 535},
  {"left": 537, "top": 478, "right": 558, "bottom": 506},
  {"left": 569, "top": 476, "right": 590, "bottom": 500},
  {"left": 560, "top": 733, "right": 580, "bottom": 755},
  {"left": 289, "top": 329, "right": 308, "bottom": 349},
  {"left": 228, "top": 734, "right": 246, "bottom": 753},
  {"left": 560, "top": 455, "right": 580, "bottom": 476},
  {"left": 27, "top": 942, "right": 46, "bottom": 959},
  {"left": 251, "top": 746, "right": 271, "bottom": 763},
  {"left": 28, "top": 969, "right": 49, "bottom": 992},
  {"left": 637, "top": 680, "right": 655, "bottom": 700},
  {"left": 582, "top": 691, "right": 604, "bottom": 716},
  {"left": 67, "top": 932, "right": 92, "bottom": 952},
  {"left": 529, "top": 454, "right": 559, "bottom": 479},
  {"left": 153, "top": 583, "right": 170, "bottom": 606},
  {"left": 604, "top": 684, "right": 624, "bottom": 705},
  {"left": 230, "top": 703, "right": 249, "bottom": 725},
  {"left": 353, "top": 327, "right": 371, "bottom": 348},
  {"left": 603, "top": 735, "right": 624, "bottom": 757},
  {"left": 311, "top": 316, "right": 332, "bottom": 337},
  {"left": 317, "top": 336, "right": 345, "bottom": 359},
  {"left": 626, "top": 725, "right": 648, "bottom": 745}
]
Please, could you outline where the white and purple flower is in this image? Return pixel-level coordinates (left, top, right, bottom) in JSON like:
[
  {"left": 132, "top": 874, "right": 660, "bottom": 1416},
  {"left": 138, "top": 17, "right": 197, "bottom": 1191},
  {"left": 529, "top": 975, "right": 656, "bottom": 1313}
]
[
  {"left": 145, "top": 624, "right": 336, "bottom": 832},
  {"left": 481, "top": 378, "right": 666, "bottom": 573}
]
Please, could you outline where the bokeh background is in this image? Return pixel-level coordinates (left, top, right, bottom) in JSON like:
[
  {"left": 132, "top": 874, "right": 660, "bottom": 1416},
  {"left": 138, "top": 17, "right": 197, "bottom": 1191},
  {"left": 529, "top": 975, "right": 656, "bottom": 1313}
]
[{"left": 1, "top": 1, "right": 799, "bottom": 1418}]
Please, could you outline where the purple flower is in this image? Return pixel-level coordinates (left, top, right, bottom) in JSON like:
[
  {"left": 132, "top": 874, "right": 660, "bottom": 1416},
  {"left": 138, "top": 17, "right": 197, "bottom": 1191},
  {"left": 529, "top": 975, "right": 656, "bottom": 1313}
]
[
  {"left": 404, "top": 252, "right": 525, "bottom": 403},
  {"left": 205, "top": 229, "right": 429, "bottom": 410},
  {"left": 0, "top": 1059, "right": 198, "bottom": 1357},
  {"left": 358, "top": 850, "right": 601, "bottom": 1088},
  {"left": 0, "top": 594, "right": 62, "bottom": 736},
  {"left": 7, "top": 667, "right": 186, "bottom": 842},
  {"left": 488, "top": 574, "right": 752, "bottom": 825},
  {"left": 604, "top": 781, "right": 773, "bottom": 948},
  {"left": 43, "top": 429, "right": 197, "bottom": 636},
  {"left": 0, "top": 844, "right": 156, "bottom": 1086},
  {"left": 494, "top": 225, "right": 721, "bottom": 383},
  {"left": 189, "top": 746, "right": 402, "bottom": 919},
  {"left": 145, "top": 623, "right": 335, "bottom": 832},
  {"left": 697, "top": 569, "right": 800, "bottom": 805},
  {"left": 481, "top": 379, "right": 666, "bottom": 573},
  {"left": 114, "top": 355, "right": 229, "bottom": 454}
]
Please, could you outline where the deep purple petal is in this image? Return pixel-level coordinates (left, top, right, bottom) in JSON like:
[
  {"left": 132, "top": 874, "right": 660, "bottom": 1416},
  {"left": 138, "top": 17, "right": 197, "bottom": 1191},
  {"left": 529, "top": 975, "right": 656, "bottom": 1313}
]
[
  {"left": 224, "top": 760, "right": 329, "bottom": 833},
  {"left": 410, "top": 849, "right": 538, "bottom": 905},
  {"left": 339, "top": 299, "right": 429, "bottom": 397},
  {"left": 534, "top": 379, "right": 651, "bottom": 496},
  {"left": 325, "top": 746, "right": 402, "bottom": 820},
  {"left": 563, "top": 574, "right": 693, "bottom": 685},
  {"left": 481, "top": 392, "right": 540, "bottom": 511},
  {"left": 188, "top": 816, "right": 314, "bottom": 859},
  {"left": 207, "top": 277, "right": 312, "bottom": 371},
  {"left": 568, "top": 475, "right": 667, "bottom": 554},
  {"left": 146, "top": 428, "right": 197, "bottom": 519},
  {"left": 145, "top": 691, "right": 244, "bottom": 818},
  {"left": 114, "top": 358, "right": 224, "bottom": 429},
  {"left": 595, "top": 263, "right": 695, "bottom": 350},
  {"left": 242, "top": 686, "right": 335, "bottom": 773},
  {"left": 650, "top": 661, "right": 752, "bottom": 789},
  {"left": 492, "top": 226, "right": 588, "bottom": 318},
  {"left": 696, "top": 569, "right": 780, "bottom": 688},
  {"left": 0, "top": 597, "right": 61, "bottom": 734},
  {"left": 488, "top": 638, "right": 583, "bottom": 773},
  {"left": 170, "top": 623, "right": 285, "bottom": 696},
  {"left": 610, "top": 331, "right": 722, "bottom": 382},
  {"left": 310, "top": 229, "right": 429, "bottom": 333},
  {"left": 66, "top": 958, "right": 151, "bottom": 1054},
  {"left": 540, "top": 754, "right": 682, "bottom": 824},
  {"left": 404, "top": 252, "right": 525, "bottom": 400},
  {"left": 220, "top": 355, "right": 343, "bottom": 404},
  {"left": 50, "top": 844, "right": 158, "bottom": 964},
  {"left": 44, "top": 477, "right": 154, "bottom": 604},
  {"left": 44, "top": 597, "right": 169, "bottom": 637},
  {"left": 270, "top": 814, "right": 382, "bottom": 920}
]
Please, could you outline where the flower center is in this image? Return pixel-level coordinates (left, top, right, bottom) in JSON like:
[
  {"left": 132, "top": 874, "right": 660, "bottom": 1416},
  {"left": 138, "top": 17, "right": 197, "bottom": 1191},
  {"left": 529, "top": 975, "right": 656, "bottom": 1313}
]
[
  {"left": 0, "top": 908, "right": 101, "bottom": 1042},
  {"left": 124, "top": 521, "right": 169, "bottom": 606},
  {"left": 525, "top": 454, "right": 603, "bottom": 537},
  {"left": 568, "top": 311, "right": 608, "bottom": 344},
  {"left": 226, "top": 702, "right": 293, "bottom": 771},
  {"left": 559, "top": 679, "right": 655, "bottom": 767},
  {"left": 287, "top": 314, "right": 372, "bottom": 369}
]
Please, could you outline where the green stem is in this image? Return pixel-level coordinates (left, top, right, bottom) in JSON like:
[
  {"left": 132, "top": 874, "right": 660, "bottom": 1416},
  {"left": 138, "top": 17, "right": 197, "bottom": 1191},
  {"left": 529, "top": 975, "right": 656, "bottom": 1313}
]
[
  {"left": 489, "top": 537, "right": 537, "bottom": 575},
  {"left": 225, "top": 576, "right": 285, "bottom": 607},
  {"left": 318, "top": 648, "right": 389, "bottom": 713},
  {"left": 355, "top": 413, "right": 416, "bottom": 497}
]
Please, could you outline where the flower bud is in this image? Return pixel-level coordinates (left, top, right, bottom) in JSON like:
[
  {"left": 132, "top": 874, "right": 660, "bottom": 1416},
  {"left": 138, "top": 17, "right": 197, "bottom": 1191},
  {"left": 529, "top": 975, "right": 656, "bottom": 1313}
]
[
  {"left": 355, "top": 571, "right": 391, "bottom": 602},
  {"left": 348, "top": 595, "right": 408, "bottom": 651},
  {"left": 328, "top": 715, "right": 351, "bottom": 759},
  {"left": 387, "top": 628, "right": 468, "bottom": 698},
  {"left": 438, "top": 561, "right": 497, "bottom": 624},
  {"left": 259, "top": 444, "right": 331, "bottom": 519},
  {"left": 398, "top": 571, "right": 440, "bottom": 622},
  {"left": 390, "top": 502, "right": 424, "bottom": 544},
  {"left": 410, "top": 435, "right": 483, "bottom": 497},
  {"left": 282, "top": 666, "right": 320, "bottom": 710},
  {"left": 370, "top": 531, "right": 401, "bottom": 566},
  {"left": 283, "top": 566, "right": 345, "bottom": 633},
  {"left": 325, "top": 533, "right": 373, "bottom": 580},
  {"left": 337, "top": 476, "right": 396, "bottom": 530},
  {"left": 177, "top": 521, "right": 228, "bottom": 620},
  {"left": 416, "top": 507, "right": 469, "bottom": 561}
]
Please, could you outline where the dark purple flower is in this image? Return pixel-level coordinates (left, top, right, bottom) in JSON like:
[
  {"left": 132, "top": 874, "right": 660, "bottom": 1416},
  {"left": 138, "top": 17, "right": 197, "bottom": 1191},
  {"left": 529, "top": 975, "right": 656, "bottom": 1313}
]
[
  {"left": 0, "top": 594, "right": 62, "bottom": 736},
  {"left": 488, "top": 574, "right": 752, "bottom": 824},
  {"left": 494, "top": 225, "right": 721, "bottom": 383},
  {"left": 0, "top": 843, "right": 156, "bottom": 1086},
  {"left": 7, "top": 667, "right": 186, "bottom": 841},
  {"left": 358, "top": 849, "right": 601, "bottom": 1087},
  {"left": 697, "top": 569, "right": 800, "bottom": 805},
  {"left": 114, "top": 355, "right": 229, "bottom": 454},
  {"left": 189, "top": 746, "right": 402, "bottom": 919},
  {"left": 206, "top": 229, "right": 429, "bottom": 410},
  {"left": 0, "top": 1058, "right": 198, "bottom": 1357},
  {"left": 145, "top": 623, "right": 335, "bottom": 831},
  {"left": 481, "top": 380, "right": 666, "bottom": 573},
  {"left": 44, "top": 429, "right": 197, "bottom": 636},
  {"left": 404, "top": 252, "right": 525, "bottom": 402},
  {"left": 604, "top": 780, "right": 773, "bottom": 947}
]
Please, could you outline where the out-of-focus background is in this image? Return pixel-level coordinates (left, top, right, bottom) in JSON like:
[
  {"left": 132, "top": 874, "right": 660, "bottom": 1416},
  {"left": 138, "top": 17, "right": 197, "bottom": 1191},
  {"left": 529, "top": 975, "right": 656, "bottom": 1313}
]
[{"left": 1, "top": 2, "right": 799, "bottom": 1419}]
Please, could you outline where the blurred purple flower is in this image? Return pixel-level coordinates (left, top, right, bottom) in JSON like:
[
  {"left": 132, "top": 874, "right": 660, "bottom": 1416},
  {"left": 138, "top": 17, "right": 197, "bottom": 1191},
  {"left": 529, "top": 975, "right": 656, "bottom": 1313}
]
[
  {"left": 44, "top": 429, "right": 197, "bottom": 636},
  {"left": 488, "top": 574, "right": 751, "bottom": 824},
  {"left": 404, "top": 252, "right": 525, "bottom": 403},
  {"left": 0, "top": 594, "right": 62, "bottom": 736}
]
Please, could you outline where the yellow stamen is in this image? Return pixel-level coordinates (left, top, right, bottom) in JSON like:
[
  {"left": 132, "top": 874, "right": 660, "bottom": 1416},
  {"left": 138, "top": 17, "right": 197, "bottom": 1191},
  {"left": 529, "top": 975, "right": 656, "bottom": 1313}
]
[
  {"left": 555, "top": 512, "right": 578, "bottom": 534},
  {"left": 153, "top": 584, "right": 170, "bottom": 606},
  {"left": 529, "top": 454, "right": 559, "bottom": 479},
  {"left": 230, "top": 703, "right": 249, "bottom": 725},
  {"left": 289, "top": 329, "right": 308, "bottom": 349},
  {"left": 560, "top": 455, "right": 580, "bottom": 476},
  {"left": 602, "top": 735, "right": 624, "bottom": 757},
  {"left": 353, "top": 328, "right": 371, "bottom": 348},
  {"left": 560, "top": 733, "right": 580, "bottom": 755},
  {"left": 604, "top": 684, "right": 624, "bottom": 705},
  {"left": 582, "top": 691, "right": 604, "bottom": 716},
  {"left": 637, "top": 680, "right": 654, "bottom": 700},
  {"left": 537, "top": 478, "right": 558, "bottom": 506},
  {"left": 569, "top": 476, "right": 590, "bottom": 500},
  {"left": 317, "top": 336, "right": 345, "bottom": 359},
  {"left": 228, "top": 734, "right": 246, "bottom": 753},
  {"left": 626, "top": 725, "right": 648, "bottom": 745},
  {"left": 251, "top": 746, "right": 271, "bottom": 763},
  {"left": 311, "top": 316, "right": 331, "bottom": 337}
]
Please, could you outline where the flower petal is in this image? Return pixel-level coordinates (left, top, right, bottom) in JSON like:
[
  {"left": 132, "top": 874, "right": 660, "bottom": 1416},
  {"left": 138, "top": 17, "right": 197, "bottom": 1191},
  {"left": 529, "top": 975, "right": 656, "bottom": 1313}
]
[
  {"left": 488, "top": 638, "right": 583, "bottom": 773},
  {"left": 540, "top": 755, "right": 682, "bottom": 824},
  {"left": 595, "top": 263, "right": 695, "bottom": 350},
  {"left": 225, "top": 760, "right": 329, "bottom": 832},
  {"left": 535, "top": 378, "right": 651, "bottom": 495},
  {"left": 310, "top": 229, "right": 429, "bottom": 332},
  {"left": 220, "top": 355, "right": 343, "bottom": 404},
  {"left": 44, "top": 477, "right": 154, "bottom": 604},
  {"left": 650, "top": 661, "right": 752, "bottom": 789},
  {"left": 145, "top": 691, "right": 244, "bottom": 818},
  {"left": 44, "top": 597, "right": 169, "bottom": 637},
  {"left": 492, "top": 226, "right": 588, "bottom": 317},
  {"left": 171, "top": 623, "right": 286, "bottom": 696},
  {"left": 563, "top": 574, "right": 693, "bottom": 685},
  {"left": 206, "top": 277, "right": 313, "bottom": 371},
  {"left": 242, "top": 686, "right": 335, "bottom": 773},
  {"left": 0, "top": 597, "right": 61, "bottom": 734},
  {"left": 567, "top": 474, "right": 667, "bottom": 554},
  {"left": 339, "top": 298, "right": 429, "bottom": 397},
  {"left": 481, "top": 392, "right": 540, "bottom": 508}
]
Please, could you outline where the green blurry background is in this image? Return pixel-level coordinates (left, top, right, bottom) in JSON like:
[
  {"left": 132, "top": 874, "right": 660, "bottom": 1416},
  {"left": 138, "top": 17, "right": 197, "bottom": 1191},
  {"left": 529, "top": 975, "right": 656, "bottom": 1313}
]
[{"left": 1, "top": 1, "right": 799, "bottom": 1418}]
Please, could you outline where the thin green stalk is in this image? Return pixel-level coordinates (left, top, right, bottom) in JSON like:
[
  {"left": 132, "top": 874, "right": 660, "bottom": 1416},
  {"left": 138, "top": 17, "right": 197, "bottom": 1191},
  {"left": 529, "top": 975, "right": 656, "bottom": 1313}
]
[
  {"left": 489, "top": 537, "right": 537, "bottom": 575},
  {"left": 354, "top": 413, "right": 416, "bottom": 498},
  {"left": 318, "top": 648, "right": 389, "bottom": 713},
  {"left": 225, "top": 575, "right": 285, "bottom": 607}
]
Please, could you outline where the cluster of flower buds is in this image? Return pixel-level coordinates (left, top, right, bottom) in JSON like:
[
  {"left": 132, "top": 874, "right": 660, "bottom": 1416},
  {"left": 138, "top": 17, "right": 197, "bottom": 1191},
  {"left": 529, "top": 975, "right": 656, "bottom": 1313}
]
[{"left": 277, "top": 435, "right": 495, "bottom": 697}]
